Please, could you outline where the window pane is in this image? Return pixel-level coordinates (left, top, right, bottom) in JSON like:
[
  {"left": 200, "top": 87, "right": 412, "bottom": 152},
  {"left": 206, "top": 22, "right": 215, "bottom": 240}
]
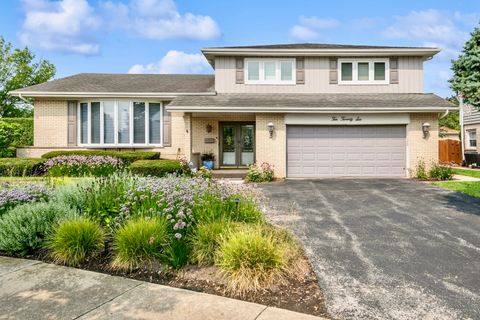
[
  {"left": 149, "top": 103, "right": 161, "bottom": 144},
  {"left": 118, "top": 101, "right": 130, "bottom": 144},
  {"left": 264, "top": 61, "right": 276, "bottom": 81},
  {"left": 281, "top": 61, "right": 293, "bottom": 81},
  {"left": 90, "top": 102, "right": 100, "bottom": 144},
  {"left": 358, "top": 62, "right": 369, "bottom": 81},
  {"left": 133, "top": 102, "right": 145, "bottom": 144},
  {"left": 341, "top": 63, "right": 352, "bottom": 81},
  {"left": 247, "top": 61, "right": 259, "bottom": 80},
  {"left": 103, "top": 101, "right": 115, "bottom": 144},
  {"left": 374, "top": 62, "right": 386, "bottom": 80},
  {"left": 80, "top": 103, "right": 88, "bottom": 144}
]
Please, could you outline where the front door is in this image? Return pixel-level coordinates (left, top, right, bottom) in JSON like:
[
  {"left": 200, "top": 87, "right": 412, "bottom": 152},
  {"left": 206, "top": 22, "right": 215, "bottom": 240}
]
[{"left": 220, "top": 123, "right": 255, "bottom": 167}]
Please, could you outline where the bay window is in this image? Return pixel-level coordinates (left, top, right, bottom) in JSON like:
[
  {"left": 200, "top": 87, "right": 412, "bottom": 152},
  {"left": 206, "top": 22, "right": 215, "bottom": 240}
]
[
  {"left": 79, "top": 100, "right": 163, "bottom": 146},
  {"left": 245, "top": 58, "right": 296, "bottom": 84},
  {"left": 338, "top": 59, "right": 389, "bottom": 84}
]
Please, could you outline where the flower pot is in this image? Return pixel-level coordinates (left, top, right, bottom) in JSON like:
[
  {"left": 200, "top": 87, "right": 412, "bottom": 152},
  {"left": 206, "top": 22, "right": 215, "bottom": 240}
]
[{"left": 202, "top": 160, "right": 214, "bottom": 170}]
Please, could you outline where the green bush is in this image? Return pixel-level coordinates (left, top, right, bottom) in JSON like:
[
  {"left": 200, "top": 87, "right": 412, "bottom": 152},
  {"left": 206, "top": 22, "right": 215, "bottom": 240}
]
[
  {"left": 0, "top": 202, "right": 76, "bottom": 255},
  {"left": 190, "top": 220, "right": 238, "bottom": 265},
  {"left": 0, "top": 158, "right": 44, "bottom": 177},
  {"left": 112, "top": 217, "right": 169, "bottom": 270},
  {"left": 429, "top": 164, "right": 454, "bottom": 181},
  {"left": 42, "top": 150, "right": 160, "bottom": 164},
  {"left": 245, "top": 162, "right": 274, "bottom": 183},
  {"left": 414, "top": 160, "right": 429, "bottom": 180},
  {"left": 129, "top": 159, "right": 182, "bottom": 177},
  {"left": 47, "top": 218, "right": 104, "bottom": 266},
  {"left": 0, "top": 118, "right": 33, "bottom": 158},
  {"left": 216, "top": 227, "right": 284, "bottom": 295}
]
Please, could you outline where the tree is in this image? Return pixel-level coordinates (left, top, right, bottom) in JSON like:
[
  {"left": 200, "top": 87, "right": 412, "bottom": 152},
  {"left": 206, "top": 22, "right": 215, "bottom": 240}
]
[
  {"left": 439, "top": 96, "right": 460, "bottom": 130},
  {"left": 0, "top": 37, "right": 55, "bottom": 117},
  {"left": 450, "top": 26, "right": 480, "bottom": 109}
]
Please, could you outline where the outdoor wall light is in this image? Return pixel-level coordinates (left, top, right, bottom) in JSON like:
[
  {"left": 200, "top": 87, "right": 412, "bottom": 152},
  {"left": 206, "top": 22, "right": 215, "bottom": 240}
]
[
  {"left": 422, "top": 122, "right": 431, "bottom": 138},
  {"left": 267, "top": 122, "right": 275, "bottom": 138},
  {"left": 206, "top": 124, "right": 213, "bottom": 133}
]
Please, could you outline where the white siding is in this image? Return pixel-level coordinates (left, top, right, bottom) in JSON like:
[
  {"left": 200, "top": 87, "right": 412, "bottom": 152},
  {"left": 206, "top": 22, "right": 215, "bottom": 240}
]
[{"left": 215, "top": 56, "right": 423, "bottom": 94}]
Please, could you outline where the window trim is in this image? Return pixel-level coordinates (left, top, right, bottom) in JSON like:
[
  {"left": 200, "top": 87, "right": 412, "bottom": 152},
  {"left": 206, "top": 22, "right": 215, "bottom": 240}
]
[
  {"left": 338, "top": 58, "right": 389, "bottom": 85},
  {"left": 466, "top": 129, "right": 477, "bottom": 149},
  {"left": 244, "top": 58, "right": 296, "bottom": 85},
  {"left": 77, "top": 99, "right": 164, "bottom": 148}
]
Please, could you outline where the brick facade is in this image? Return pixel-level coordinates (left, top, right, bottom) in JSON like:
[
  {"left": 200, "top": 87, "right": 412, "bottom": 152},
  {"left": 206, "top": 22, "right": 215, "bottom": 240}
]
[{"left": 407, "top": 113, "right": 440, "bottom": 176}]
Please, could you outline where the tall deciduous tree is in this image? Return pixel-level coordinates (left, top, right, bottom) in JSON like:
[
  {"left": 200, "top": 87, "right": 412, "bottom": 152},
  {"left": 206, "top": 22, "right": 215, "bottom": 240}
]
[
  {"left": 0, "top": 37, "right": 55, "bottom": 117},
  {"left": 450, "top": 26, "right": 480, "bottom": 108}
]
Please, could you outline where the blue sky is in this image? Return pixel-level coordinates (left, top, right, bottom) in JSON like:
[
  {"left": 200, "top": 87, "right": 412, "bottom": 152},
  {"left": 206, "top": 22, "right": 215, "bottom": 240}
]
[{"left": 0, "top": 0, "right": 479, "bottom": 97}]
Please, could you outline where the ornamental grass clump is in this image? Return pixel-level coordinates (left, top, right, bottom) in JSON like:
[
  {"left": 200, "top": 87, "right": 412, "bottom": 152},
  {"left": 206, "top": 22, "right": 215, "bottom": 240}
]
[
  {"left": 190, "top": 219, "right": 238, "bottom": 265},
  {"left": 215, "top": 227, "right": 285, "bottom": 295},
  {"left": 111, "top": 217, "right": 169, "bottom": 270},
  {"left": 47, "top": 218, "right": 104, "bottom": 266},
  {"left": 0, "top": 184, "right": 51, "bottom": 215},
  {"left": 0, "top": 202, "right": 76, "bottom": 255},
  {"left": 43, "top": 155, "right": 124, "bottom": 177}
]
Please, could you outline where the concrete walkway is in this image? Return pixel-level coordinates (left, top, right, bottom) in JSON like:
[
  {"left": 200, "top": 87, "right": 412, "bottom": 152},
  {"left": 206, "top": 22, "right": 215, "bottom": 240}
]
[{"left": 0, "top": 256, "right": 323, "bottom": 320}]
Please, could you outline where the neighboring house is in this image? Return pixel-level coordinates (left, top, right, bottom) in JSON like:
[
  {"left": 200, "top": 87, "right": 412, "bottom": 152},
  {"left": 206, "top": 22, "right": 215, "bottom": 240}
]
[
  {"left": 9, "top": 43, "right": 456, "bottom": 178},
  {"left": 461, "top": 103, "right": 480, "bottom": 165},
  {"left": 439, "top": 127, "right": 460, "bottom": 140}
]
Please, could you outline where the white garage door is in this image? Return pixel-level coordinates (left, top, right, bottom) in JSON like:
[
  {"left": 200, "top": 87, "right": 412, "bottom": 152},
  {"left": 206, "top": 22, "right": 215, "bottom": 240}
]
[{"left": 287, "top": 125, "right": 406, "bottom": 177}]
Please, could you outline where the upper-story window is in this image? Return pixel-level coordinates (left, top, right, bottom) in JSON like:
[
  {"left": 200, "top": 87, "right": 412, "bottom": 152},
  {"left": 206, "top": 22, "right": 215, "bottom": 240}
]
[
  {"left": 245, "top": 58, "right": 296, "bottom": 84},
  {"left": 467, "top": 129, "right": 477, "bottom": 149},
  {"left": 79, "top": 100, "right": 163, "bottom": 146},
  {"left": 338, "top": 58, "right": 389, "bottom": 85}
]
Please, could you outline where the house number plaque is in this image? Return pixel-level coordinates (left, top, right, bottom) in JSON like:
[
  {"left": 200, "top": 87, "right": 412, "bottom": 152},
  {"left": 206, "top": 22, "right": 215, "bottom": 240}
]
[
  {"left": 204, "top": 138, "right": 216, "bottom": 144},
  {"left": 331, "top": 116, "right": 362, "bottom": 122}
]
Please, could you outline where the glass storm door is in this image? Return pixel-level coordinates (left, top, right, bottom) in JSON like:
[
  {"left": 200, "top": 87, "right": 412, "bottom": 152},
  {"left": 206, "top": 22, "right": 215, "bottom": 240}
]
[{"left": 221, "top": 123, "right": 255, "bottom": 167}]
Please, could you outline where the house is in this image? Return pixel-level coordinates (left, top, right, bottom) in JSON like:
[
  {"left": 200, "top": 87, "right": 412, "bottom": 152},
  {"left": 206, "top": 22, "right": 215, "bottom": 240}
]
[
  {"left": 9, "top": 43, "right": 456, "bottom": 178},
  {"left": 461, "top": 103, "right": 480, "bottom": 165}
]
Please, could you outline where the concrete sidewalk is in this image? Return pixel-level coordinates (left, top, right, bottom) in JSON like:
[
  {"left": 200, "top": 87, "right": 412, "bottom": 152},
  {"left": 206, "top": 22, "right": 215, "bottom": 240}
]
[{"left": 0, "top": 256, "right": 324, "bottom": 320}]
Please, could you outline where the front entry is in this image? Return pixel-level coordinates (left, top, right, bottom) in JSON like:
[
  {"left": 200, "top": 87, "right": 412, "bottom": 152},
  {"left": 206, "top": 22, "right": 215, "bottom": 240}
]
[{"left": 220, "top": 123, "right": 255, "bottom": 167}]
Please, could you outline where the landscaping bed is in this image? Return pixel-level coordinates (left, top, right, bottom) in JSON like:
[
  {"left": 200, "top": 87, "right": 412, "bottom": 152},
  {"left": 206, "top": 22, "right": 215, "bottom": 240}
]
[{"left": 0, "top": 175, "right": 329, "bottom": 318}]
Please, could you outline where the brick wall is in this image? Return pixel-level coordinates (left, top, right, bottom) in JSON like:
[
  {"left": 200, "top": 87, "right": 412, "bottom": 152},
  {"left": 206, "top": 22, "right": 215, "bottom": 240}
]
[
  {"left": 407, "top": 113, "right": 440, "bottom": 176},
  {"left": 255, "top": 113, "right": 286, "bottom": 178}
]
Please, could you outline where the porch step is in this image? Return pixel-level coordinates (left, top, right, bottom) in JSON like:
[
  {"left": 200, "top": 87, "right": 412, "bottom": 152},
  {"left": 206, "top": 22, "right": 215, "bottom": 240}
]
[{"left": 212, "top": 169, "right": 248, "bottom": 179}]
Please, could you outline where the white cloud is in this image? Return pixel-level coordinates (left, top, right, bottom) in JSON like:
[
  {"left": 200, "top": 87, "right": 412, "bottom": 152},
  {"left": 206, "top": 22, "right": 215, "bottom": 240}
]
[
  {"left": 383, "top": 10, "right": 469, "bottom": 60},
  {"left": 290, "top": 16, "right": 339, "bottom": 41},
  {"left": 128, "top": 50, "right": 211, "bottom": 74},
  {"left": 102, "top": 0, "right": 220, "bottom": 40},
  {"left": 19, "top": 0, "right": 100, "bottom": 55}
]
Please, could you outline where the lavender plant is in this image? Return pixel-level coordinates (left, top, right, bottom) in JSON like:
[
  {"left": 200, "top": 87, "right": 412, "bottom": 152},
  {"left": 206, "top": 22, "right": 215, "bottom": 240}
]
[
  {"left": 0, "top": 184, "right": 51, "bottom": 215},
  {"left": 43, "top": 155, "right": 124, "bottom": 177}
]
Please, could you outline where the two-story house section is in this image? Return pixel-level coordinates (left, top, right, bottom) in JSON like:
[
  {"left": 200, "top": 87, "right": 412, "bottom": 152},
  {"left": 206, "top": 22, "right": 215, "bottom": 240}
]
[
  {"left": 10, "top": 43, "right": 456, "bottom": 178},
  {"left": 461, "top": 103, "right": 480, "bottom": 165}
]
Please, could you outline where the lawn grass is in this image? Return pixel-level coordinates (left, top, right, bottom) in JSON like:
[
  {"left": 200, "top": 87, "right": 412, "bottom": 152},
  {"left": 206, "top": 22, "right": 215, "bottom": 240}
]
[
  {"left": 451, "top": 168, "right": 480, "bottom": 178},
  {"left": 0, "top": 176, "right": 89, "bottom": 186},
  {"left": 433, "top": 181, "right": 480, "bottom": 198}
]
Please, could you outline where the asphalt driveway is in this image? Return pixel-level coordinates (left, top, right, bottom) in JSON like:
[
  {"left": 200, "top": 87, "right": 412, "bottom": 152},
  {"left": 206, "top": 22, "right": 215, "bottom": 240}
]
[{"left": 259, "top": 179, "right": 480, "bottom": 320}]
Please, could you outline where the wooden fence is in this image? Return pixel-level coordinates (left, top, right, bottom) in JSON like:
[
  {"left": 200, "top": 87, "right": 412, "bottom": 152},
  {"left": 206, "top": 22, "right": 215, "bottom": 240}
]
[{"left": 439, "top": 139, "right": 462, "bottom": 164}]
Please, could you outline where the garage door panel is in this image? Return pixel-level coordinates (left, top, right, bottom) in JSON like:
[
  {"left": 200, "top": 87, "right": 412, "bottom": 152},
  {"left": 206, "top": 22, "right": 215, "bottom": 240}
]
[{"left": 287, "top": 125, "right": 406, "bottom": 178}]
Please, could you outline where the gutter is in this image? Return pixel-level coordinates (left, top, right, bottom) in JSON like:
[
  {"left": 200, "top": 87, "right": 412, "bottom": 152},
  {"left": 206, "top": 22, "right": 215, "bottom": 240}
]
[
  {"left": 8, "top": 91, "right": 217, "bottom": 98},
  {"left": 17, "top": 93, "right": 31, "bottom": 104},
  {"left": 165, "top": 106, "right": 458, "bottom": 113}
]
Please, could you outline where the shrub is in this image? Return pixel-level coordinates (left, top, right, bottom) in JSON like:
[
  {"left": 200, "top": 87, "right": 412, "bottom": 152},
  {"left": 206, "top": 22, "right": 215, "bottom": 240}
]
[
  {"left": 0, "top": 202, "right": 76, "bottom": 255},
  {"left": 414, "top": 160, "right": 429, "bottom": 180},
  {"left": 47, "top": 218, "right": 104, "bottom": 266},
  {"left": 429, "top": 164, "right": 454, "bottom": 181},
  {"left": 0, "top": 118, "right": 33, "bottom": 158},
  {"left": 0, "top": 184, "right": 51, "bottom": 216},
  {"left": 129, "top": 159, "right": 182, "bottom": 177},
  {"left": 42, "top": 150, "right": 160, "bottom": 164},
  {"left": 216, "top": 227, "right": 285, "bottom": 295},
  {"left": 195, "top": 166, "right": 213, "bottom": 180},
  {"left": 190, "top": 220, "right": 238, "bottom": 265},
  {"left": 0, "top": 158, "right": 44, "bottom": 176},
  {"left": 245, "top": 162, "right": 274, "bottom": 183},
  {"left": 43, "top": 155, "right": 124, "bottom": 177},
  {"left": 112, "top": 217, "right": 169, "bottom": 270}
]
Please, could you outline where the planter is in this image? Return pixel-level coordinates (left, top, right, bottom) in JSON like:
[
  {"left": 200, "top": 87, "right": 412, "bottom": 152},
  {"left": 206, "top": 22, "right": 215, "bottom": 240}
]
[{"left": 202, "top": 160, "right": 214, "bottom": 170}]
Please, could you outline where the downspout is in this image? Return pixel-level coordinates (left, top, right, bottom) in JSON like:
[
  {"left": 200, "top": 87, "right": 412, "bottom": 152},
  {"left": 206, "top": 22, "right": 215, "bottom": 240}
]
[
  {"left": 459, "top": 94, "right": 465, "bottom": 162},
  {"left": 17, "top": 93, "right": 31, "bottom": 105}
]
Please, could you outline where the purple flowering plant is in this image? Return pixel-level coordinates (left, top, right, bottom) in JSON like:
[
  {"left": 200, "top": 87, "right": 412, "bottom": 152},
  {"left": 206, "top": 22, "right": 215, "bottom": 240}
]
[
  {"left": 43, "top": 155, "right": 124, "bottom": 177},
  {"left": 0, "top": 183, "right": 51, "bottom": 215}
]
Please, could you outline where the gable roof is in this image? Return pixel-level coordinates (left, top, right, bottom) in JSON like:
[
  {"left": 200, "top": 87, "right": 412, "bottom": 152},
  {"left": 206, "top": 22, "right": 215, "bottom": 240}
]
[
  {"left": 10, "top": 73, "right": 215, "bottom": 98},
  {"left": 167, "top": 93, "right": 456, "bottom": 113}
]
